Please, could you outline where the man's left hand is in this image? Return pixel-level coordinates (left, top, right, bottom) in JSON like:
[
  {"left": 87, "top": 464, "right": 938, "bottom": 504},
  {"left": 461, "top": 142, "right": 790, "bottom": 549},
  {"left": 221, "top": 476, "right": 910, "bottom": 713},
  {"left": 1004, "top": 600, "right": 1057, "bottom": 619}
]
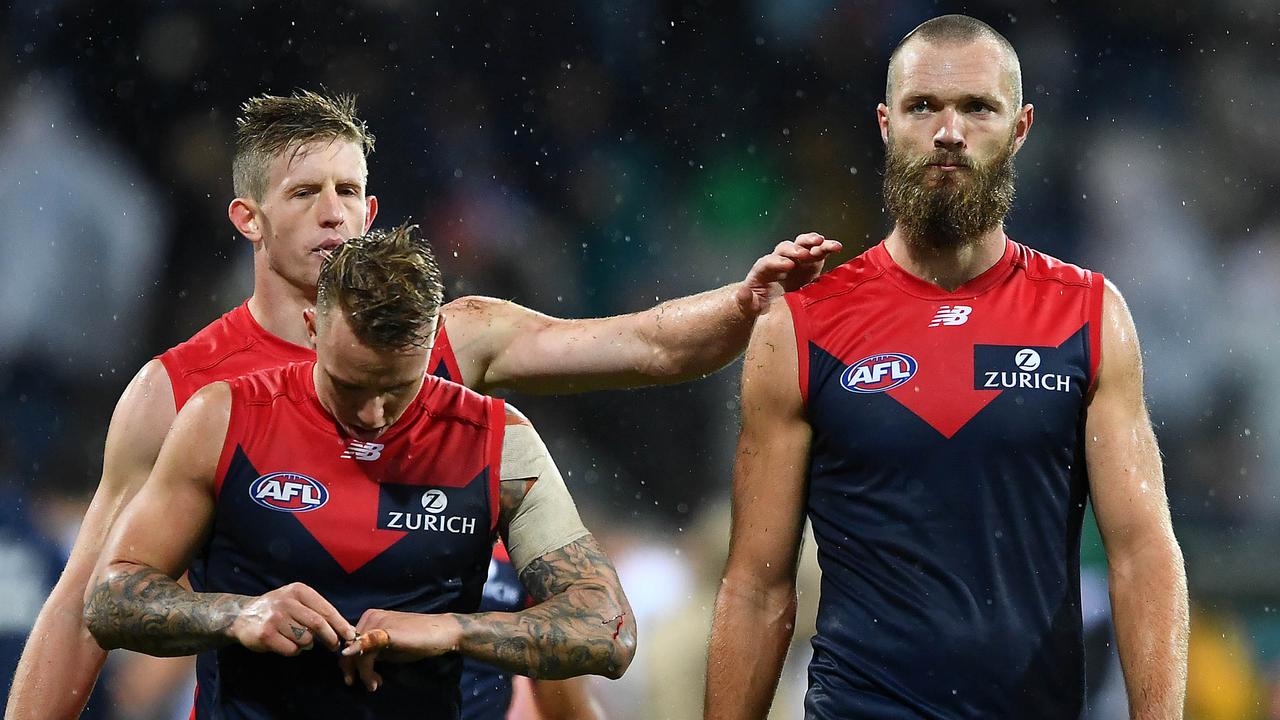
[
  {"left": 735, "top": 232, "right": 842, "bottom": 315},
  {"left": 338, "top": 609, "right": 460, "bottom": 692}
]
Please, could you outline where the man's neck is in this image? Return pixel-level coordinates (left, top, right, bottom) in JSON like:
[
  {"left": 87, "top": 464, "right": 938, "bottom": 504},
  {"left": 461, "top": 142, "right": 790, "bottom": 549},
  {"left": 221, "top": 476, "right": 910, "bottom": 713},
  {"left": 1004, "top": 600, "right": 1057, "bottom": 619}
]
[
  {"left": 883, "top": 225, "right": 1007, "bottom": 292},
  {"left": 246, "top": 272, "right": 315, "bottom": 348}
]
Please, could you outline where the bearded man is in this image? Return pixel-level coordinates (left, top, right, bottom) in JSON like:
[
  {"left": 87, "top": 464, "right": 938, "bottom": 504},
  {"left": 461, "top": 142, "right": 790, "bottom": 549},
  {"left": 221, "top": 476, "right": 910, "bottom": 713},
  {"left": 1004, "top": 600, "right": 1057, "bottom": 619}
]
[{"left": 704, "top": 14, "right": 1188, "bottom": 720}]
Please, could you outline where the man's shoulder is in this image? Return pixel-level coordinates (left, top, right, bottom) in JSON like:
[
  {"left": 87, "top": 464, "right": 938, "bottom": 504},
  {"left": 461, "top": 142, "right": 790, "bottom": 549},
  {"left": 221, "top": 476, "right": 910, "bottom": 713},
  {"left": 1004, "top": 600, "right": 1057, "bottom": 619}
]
[
  {"left": 421, "top": 374, "right": 502, "bottom": 428},
  {"left": 788, "top": 245, "right": 888, "bottom": 308},
  {"left": 157, "top": 302, "right": 256, "bottom": 373},
  {"left": 1011, "top": 241, "right": 1100, "bottom": 288}
]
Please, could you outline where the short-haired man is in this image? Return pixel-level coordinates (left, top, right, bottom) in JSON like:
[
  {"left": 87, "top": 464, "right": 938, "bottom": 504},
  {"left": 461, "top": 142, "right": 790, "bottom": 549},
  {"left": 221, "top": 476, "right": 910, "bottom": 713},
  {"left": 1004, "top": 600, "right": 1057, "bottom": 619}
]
[
  {"left": 705, "top": 15, "right": 1188, "bottom": 719},
  {"left": 7, "top": 91, "right": 839, "bottom": 719},
  {"left": 84, "top": 226, "right": 636, "bottom": 718}
]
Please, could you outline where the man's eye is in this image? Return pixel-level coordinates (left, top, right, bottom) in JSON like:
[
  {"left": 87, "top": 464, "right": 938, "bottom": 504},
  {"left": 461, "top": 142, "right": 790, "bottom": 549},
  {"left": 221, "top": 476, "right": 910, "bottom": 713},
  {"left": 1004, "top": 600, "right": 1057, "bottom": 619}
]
[{"left": 909, "top": 101, "right": 930, "bottom": 113}]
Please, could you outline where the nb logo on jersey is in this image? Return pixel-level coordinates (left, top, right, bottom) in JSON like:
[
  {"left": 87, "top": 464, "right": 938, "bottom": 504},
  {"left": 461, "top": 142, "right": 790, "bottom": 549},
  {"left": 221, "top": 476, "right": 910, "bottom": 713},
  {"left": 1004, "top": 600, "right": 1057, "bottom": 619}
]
[
  {"left": 341, "top": 441, "right": 384, "bottom": 461},
  {"left": 928, "top": 305, "right": 972, "bottom": 327}
]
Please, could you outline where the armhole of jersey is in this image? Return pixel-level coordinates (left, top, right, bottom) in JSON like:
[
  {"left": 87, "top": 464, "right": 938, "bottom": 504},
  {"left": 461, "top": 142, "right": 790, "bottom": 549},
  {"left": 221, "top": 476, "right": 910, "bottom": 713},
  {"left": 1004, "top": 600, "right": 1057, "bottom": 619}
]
[
  {"left": 157, "top": 352, "right": 190, "bottom": 412},
  {"left": 212, "top": 383, "right": 242, "bottom": 499},
  {"left": 487, "top": 398, "right": 506, "bottom": 532},
  {"left": 1086, "top": 272, "right": 1106, "bottom": 394},
  {"left": 431, "top": 322, "right": 465, "bottom": 384},
  {"left": 784, "top": 293, "right": 810, "bottom": 406}
]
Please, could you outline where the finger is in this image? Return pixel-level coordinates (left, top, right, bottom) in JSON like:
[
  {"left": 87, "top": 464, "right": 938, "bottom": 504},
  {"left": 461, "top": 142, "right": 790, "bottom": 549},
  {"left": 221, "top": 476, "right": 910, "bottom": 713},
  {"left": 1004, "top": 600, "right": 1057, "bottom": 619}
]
[
  {"left": 754, "top": 256, "right": 798, "bottom": 279},
  {"left": 772, "top": 241, "right": 812, "bottom": 261},
  {"left": 810, "top": 238, "right": 843, "bottom": 256},
  {"left": 292, "top": 584, "right": 358, "bottom": 643},
  {"left": 283, "top": 621, "right": 314, "bottom": 651},
  {"left": 356, "top": 649, "right": 383, "bottom": 692},
  {"left": 356, "top": 629, "right": 392, "bottom": 654},
  {"left": 263, "top": 631, "right": 302, "bottom": 657},
  {"left": 290, "top": 604, "right": 340, "bottom": 651},
  {"left": 338, "top": 654, "right": 357, "bottom": 686},
  {"left": 792, "top": 232, "right": 827, "bottom": 248}
]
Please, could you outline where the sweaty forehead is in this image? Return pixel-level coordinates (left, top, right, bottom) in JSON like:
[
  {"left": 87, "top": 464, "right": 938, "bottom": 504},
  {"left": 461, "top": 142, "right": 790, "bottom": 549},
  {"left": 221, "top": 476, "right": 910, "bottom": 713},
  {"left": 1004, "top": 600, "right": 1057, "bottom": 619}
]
[
  {"left": 889, "top": 38, "right": 1019, "bottom": 106},
  {"left": 269, "top": 139, "right": 368, "bottom": 187}
]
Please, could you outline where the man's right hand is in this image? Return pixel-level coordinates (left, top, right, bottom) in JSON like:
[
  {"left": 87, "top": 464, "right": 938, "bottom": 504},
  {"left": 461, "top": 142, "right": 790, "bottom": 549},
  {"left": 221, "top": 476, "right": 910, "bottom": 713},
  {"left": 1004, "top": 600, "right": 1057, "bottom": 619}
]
[{"left": 230, "top": 583, "right": 357, "bottom": 656}]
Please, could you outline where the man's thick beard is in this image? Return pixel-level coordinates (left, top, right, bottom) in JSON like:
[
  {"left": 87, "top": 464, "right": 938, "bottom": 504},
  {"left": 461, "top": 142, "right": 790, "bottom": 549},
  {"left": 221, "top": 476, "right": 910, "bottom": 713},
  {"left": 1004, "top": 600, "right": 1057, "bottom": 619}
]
[{"left": 882, "top": 134, "right": 1017, "bottom": 251}]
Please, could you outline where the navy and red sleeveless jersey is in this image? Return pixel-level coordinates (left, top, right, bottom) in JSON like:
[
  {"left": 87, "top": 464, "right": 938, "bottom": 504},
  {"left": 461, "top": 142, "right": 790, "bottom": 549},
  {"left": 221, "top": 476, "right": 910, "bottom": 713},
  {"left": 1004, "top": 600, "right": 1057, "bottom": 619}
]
[
  {"left": 786, "top": 238, "right": 1104, "bottom": 719},
  {"left": 188, "top": 360, "right": 504, "bottom": 719},
  {"left": 159, "top": 301, "right": 521, "bottom": 717},
  {"left": 157, "top": 300, "right": 462, "bottom": 411}
]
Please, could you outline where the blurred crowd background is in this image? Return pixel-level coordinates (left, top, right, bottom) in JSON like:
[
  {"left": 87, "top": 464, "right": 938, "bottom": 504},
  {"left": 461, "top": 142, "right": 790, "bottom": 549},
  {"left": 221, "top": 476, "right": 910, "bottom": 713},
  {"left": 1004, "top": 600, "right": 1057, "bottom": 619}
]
[{"left": 1, "top": 0, "right": 1277, "bottom": 718}]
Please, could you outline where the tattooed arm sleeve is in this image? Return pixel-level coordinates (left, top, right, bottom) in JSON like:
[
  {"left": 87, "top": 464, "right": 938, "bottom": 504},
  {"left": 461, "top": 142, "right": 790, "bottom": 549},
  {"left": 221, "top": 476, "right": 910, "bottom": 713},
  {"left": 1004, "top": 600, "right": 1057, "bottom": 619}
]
[
  {"left": 455, "top": 535, "right": 635, "bottom": 680},
  {"left": 84, "top": 566, "right": 245, "bottom": 656},
  {"left": 450, "top": 406, "right": 635, "bottom": 679},
  {"left": 83, "top": 383, "right": 245, "bottom": 657}
]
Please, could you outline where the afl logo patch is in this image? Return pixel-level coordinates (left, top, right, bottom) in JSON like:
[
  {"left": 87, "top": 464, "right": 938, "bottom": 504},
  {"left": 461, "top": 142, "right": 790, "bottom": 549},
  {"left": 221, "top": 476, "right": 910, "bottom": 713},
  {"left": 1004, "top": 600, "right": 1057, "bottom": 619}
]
[
  {"left": 249, "top": 472, "right": 329, "bottom": 513},
  {"left": 840, "top": 353, "right": 918, "bottom": 394}
]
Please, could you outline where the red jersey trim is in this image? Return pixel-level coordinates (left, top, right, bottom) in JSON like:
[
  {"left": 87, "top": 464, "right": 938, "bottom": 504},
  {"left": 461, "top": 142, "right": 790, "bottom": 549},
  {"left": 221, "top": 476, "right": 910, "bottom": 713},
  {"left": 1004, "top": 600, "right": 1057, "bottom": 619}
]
[
  {"left": 784, "top": 293, "right": 811, "bottom": 406},
  {"left": 213, "top": 383, "right": 242, "bottom": 499},
  {"left": 157, "top": 353, "right": 192, "bottom": 413},
  {"left": 488, "top": 400, "right": 507, "bottom": 532},
  {"left": 431, "top": 322, "right": 464, "bottom": 384},
  {"left": 1087, "top": 272, "right": 1106, "bottom": 394}
]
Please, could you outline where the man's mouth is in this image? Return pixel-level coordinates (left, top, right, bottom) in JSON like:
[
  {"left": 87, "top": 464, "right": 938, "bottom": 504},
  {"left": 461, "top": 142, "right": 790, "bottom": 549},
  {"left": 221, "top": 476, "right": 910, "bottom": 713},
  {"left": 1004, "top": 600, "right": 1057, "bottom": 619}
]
[{"left": 313, "top": 239, "right": 344, "bottom": 256}]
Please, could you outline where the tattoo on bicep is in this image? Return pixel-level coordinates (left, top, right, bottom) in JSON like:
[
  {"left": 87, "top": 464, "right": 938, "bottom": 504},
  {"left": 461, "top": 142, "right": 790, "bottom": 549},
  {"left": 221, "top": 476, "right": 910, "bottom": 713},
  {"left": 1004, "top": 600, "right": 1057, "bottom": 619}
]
[
  {"left": 84, "top": 565, "right": 243, "bottom": 657},
  {"left": 497, "top": 477, "right": 537, "bottom": 529},
  {"left": 454, "top": 535, "right": 635, "bottom": 679}
]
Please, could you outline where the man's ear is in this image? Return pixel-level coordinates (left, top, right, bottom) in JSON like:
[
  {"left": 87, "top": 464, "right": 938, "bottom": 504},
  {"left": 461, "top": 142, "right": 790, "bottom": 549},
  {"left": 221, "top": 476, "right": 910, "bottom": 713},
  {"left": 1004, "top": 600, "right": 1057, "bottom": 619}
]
[
  {"left": 304, "top": 307, "right": 319, "bottom": 347},
  {"left": 363, "top": 194, "right": 379, "bottom": 234},
  {"left": 229, "top": 197, "right": 262, "bottom": 242},
  {"left": 877, "top": 103, "right": 891, "bottom": 146}
]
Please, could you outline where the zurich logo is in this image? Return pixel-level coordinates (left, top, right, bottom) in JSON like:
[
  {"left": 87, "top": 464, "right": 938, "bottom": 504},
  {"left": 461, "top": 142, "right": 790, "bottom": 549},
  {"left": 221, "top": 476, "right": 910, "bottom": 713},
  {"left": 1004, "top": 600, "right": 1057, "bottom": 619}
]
[
  {"left": 249, "top": 472, "right": 329, "bottom": 513},
  {"left": 1014, "top": 348, "right": 1042, "bottom": 372},
  {"left": 840, "top": 353, "right": 918, "bottom": 394},
  {"left": 420, "top": 489, "right": 448, "bottom": 514}
]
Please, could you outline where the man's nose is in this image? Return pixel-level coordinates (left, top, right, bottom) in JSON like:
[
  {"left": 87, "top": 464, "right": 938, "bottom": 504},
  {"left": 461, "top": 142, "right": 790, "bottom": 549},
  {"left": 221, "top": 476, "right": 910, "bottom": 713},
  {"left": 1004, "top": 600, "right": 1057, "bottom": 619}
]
[
  {"left": 933, "top": 108, "right": 966, "bottom": 151},
  {"left": 357, "top": 397, "right": 386, "bottom": 429},
  {"left": 317, "top": 187, "right": 346, "bottom": 228}
]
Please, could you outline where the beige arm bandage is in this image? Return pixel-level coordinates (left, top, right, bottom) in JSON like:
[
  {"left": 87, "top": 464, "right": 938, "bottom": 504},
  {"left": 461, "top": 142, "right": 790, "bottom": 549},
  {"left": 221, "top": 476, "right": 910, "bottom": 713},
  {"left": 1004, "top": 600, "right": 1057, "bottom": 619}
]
[{"left": 501, "top": 422, "right": 590, "bottom": 573}]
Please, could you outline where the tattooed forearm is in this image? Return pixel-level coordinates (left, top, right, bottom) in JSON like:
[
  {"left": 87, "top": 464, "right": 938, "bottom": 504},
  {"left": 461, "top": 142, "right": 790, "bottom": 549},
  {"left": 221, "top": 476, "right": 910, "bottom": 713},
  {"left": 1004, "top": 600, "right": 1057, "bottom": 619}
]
[
  {"left": 84, "top": 563, "right": 245, "bottom": 656},
  {"left": 453, "top": 535, "right": 636, "bottom": 680}
]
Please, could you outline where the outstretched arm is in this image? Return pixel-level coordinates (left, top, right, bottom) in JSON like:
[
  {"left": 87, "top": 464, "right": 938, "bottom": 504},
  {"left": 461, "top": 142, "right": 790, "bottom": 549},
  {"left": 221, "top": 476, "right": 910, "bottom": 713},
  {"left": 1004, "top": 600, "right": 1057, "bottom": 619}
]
[
  {"left": 342, "top": 408, "right": 635, "bottom": 687},
  {"left": 704, "top": 299, "right": 810, "bottom": 719},
  {"left": 6, "top": 360, "right": 176, "bottom": 720},
  {"left": 1087, "top": 281, "right": 1189, "bottom": 718},
  {"left": 443, "top": 233, "right": 841, "bottom": 393},
  {"left": 84, "top": 383, "right": 355, "bottom": 658}
]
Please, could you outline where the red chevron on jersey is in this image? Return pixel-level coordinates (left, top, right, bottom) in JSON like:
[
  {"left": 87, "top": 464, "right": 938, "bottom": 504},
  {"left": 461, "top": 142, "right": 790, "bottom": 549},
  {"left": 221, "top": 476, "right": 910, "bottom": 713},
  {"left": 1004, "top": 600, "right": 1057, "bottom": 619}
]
[{"left": 788, "top": 238, "right": 1103, "bottom": 438}]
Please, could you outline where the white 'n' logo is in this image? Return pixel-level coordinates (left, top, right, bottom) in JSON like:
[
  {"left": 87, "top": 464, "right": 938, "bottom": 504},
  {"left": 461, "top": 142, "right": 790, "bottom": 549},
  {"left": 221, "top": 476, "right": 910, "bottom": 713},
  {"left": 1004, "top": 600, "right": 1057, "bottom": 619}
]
[
  {"left": 340, "top": 441, "right": 385, "bottom": 461},
  {"left": 928, "top": 305, "right": 972, "bottom": 327}
]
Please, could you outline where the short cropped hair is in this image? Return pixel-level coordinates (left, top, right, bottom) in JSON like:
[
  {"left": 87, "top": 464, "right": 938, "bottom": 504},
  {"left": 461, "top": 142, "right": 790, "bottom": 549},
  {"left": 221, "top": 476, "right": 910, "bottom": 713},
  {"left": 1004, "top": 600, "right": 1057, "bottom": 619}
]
[
  {"left": 886, "top": 15, "right": 1022, "bottom": 106},
  {"left": 316, "top": 224, "right": 443, "bottom": 351},
  {"left": 233, "top": 90, "right": 375, "bottom": 201}
]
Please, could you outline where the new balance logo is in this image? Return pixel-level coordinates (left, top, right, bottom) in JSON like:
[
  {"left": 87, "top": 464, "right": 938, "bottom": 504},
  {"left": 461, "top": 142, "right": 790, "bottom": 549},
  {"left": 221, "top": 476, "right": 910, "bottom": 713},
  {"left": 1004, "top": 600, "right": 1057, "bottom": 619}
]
[
  {"left": 341, "top": 441, "right": 385, "bottom": 461},
  {"left": 928, "top": 305, "right": 972, "bottom": 327}
]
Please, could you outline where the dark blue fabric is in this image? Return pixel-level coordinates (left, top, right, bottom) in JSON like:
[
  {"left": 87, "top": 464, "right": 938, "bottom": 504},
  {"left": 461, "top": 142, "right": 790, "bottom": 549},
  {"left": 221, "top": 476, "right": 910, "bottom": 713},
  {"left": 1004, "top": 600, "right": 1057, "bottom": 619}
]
[{"left": 802, "top": 327, "right": 1091, "bottom": 719}]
